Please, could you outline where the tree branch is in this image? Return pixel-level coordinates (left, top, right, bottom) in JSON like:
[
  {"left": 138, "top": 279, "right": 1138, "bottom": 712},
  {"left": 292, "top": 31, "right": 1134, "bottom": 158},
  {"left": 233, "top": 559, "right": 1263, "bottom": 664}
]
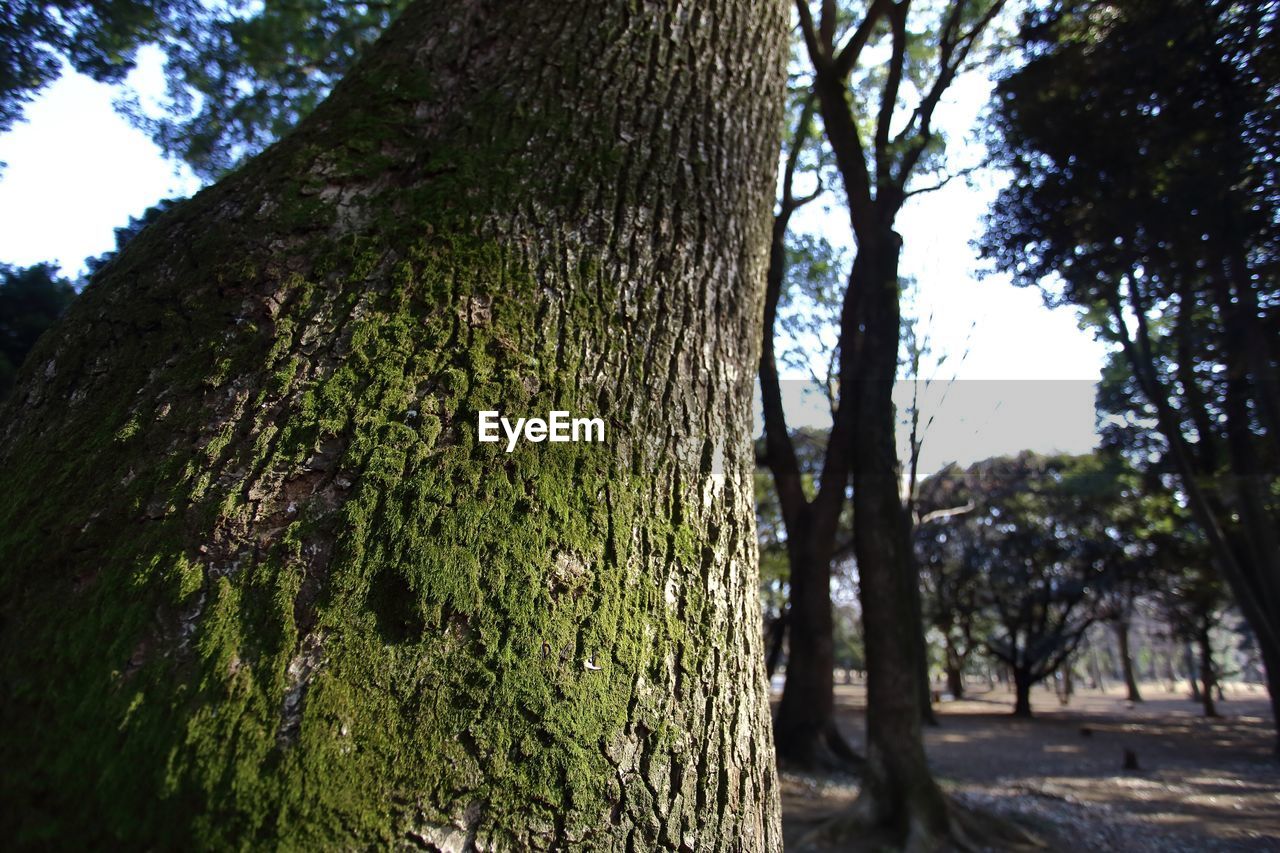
[
  {"left": 794, "top": 0, "right": 827, "bottom": 67},
  {"left": 875, "top": 1, "right": 909, "bottom": 187},
  {"left": 832, "top": 0, "right": 890, "bottom": 79}
]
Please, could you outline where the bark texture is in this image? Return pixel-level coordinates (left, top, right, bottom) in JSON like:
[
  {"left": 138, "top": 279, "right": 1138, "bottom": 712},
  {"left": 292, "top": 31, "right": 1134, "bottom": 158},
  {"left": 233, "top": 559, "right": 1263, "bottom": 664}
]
[{"left": 0, "top": 1, "right": 788, "bottom": 848}]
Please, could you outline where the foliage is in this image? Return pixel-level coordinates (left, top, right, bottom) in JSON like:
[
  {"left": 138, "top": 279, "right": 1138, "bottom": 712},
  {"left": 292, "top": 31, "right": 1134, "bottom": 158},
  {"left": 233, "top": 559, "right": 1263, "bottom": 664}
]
[
  {"left": 1, "top": 1, "right": 406, "bottom": 180},
  {"left": 0, "top": 0, "right": 196, "bottom": 135},
  {"left": 980, "top": 0, "right": 1280, "bottom": 730},
  {"left": 0, "top": 262, "right": 76, "bottom": 399},
  {"left": 120, "top": 0, "right": 407, "bottom": 179},
  {"left": 980, "top": 0, "right": 1278, "bottom": 512},
  {"left": 915, "top": 452, "right": 1132, "bottom": 704}
]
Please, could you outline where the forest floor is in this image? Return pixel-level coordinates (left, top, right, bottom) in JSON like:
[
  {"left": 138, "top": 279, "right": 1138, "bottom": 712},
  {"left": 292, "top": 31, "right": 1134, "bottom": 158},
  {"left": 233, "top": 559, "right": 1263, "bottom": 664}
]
[{"left": 778, "top": 681, "right": 1280, "bottom": 851}]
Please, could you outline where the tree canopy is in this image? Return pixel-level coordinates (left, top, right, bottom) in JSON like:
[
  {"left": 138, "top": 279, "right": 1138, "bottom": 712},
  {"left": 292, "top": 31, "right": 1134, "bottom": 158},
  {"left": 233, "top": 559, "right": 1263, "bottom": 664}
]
[
  {"left": 981, "top": 0, "right": 1280, "bottom": 744},
  {"left": 2, "top": 0, "right": 406, "bottom": 179}
]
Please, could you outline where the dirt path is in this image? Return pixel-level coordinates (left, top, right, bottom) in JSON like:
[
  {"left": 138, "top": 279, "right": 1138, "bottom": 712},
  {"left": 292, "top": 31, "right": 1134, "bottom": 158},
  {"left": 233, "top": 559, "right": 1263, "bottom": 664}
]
[{"left": 779, "top": 682, "right": 1280, "bottom": 851}]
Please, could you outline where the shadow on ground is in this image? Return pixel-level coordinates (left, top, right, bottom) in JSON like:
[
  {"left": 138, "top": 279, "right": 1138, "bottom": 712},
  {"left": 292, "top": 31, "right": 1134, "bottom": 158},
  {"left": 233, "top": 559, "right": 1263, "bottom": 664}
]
[{"left": 779, "top": 683, "right": 1279, "bottom": 851}]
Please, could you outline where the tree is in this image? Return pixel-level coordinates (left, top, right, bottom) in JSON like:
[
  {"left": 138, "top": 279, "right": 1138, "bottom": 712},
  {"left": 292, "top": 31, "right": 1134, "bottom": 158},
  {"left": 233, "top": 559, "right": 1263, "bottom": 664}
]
[
  {"left": 123, "top": 0, "right": 410, "bottom": 178},
  {"left": 0, "top": 263, "right": 76, "bottom": 399},
  {"left": 986, "top": 455, "right": 1118, "bottom": 718},
  {"left": 917, "top": 453, "right": 1113, "bottom": 718},
  {"left": 981, "top": 0, "right": 1280, "bottom": 747},
  {"left": 1162, "top": 564, "right": 1231, "bottom": 719},
  {"left": 759, "top": 94, "right": 861, "bottom": 764},
  {"left": 0, "top": 2, "right": 789, "bottom": 847},
  {"left": 915, "top": 464, "right": 985, "bottom": 700},
  {"left": 776, "top": 0, "right": 1008, "bottom": 843}
]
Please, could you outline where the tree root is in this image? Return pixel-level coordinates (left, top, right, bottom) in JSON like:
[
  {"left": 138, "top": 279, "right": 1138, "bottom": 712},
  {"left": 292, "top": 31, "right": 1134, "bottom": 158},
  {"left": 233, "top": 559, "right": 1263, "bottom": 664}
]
[{"left": 794, "top": 789, "right": 1047, "bottom": 852}]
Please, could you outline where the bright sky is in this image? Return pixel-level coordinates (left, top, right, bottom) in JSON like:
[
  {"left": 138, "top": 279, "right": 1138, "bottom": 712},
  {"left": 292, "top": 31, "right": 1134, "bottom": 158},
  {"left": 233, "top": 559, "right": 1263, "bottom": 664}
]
[{"left": 0, "top": 49, "right": 1108, "bottom": 475}]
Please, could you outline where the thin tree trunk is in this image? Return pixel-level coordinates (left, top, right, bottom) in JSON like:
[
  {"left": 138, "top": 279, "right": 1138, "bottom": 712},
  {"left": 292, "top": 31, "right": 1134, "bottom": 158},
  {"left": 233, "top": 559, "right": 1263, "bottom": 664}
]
[
  {"left": 1115, "top": 619, "right": 1144, "bottom": 702},
  {"left": 848, "top": 232, "right": 949, "bottom": 844},
  {"left": 774, "top": 537, "right": 856, "bottom": 766},
  {"left": 1185, "top": 642, "right": 1203, "bottom": 702},
  {"left": 0, "top": 1, "right": 789, "bottom": 847},
  {"left": 1199, "top": 628, "right": 1219, "bottom": 718},
  {"left": 945, "top": 639, "right": 965, "bottom": 700},
  {"left": 766, "top": 606, "right": 788, "bottom": 680}
]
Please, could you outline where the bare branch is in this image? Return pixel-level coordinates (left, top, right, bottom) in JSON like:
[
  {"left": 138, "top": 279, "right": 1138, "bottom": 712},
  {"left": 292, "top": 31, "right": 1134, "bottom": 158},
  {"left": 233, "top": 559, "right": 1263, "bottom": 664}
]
[
  {"left": 780, "top": 92, "right": 818, "bottom": 211},
  {"left": 903, "top": 164, "right": 979, "bottom": 198},
  {"left": 794, "top": 0, "right": 827, "bottom": 67},
  {"left": 918, "top": 501, "right": 976, "bottom": 525},
  {"left": 875, "top": 1, "right": 909, "bottom": 185},
  {"left": 894, "top": 0, "right": 1007, "bottom": 187}
]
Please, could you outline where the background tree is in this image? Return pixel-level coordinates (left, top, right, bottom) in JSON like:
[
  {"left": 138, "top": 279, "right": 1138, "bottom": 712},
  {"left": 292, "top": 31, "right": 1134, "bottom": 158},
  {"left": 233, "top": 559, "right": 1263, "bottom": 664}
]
[
  {"left": 0, "top": 1, "right": 789, "bottom": 846},
  {"left": 915, "top": 464, "right": 984, "bottom": 700},
  {"left": 0, "top": 263, "right": 76, "bottom": 399},
  {"left": 916, "top": 453, "right": 1114, "bottom": 717},
  {"left": 759, "top": 87, "right": 862, "bottom": 765},
  {"left": 2, "top": 1, "right": 407, "bottom": 179},
  {"left": 1162, "top": 564, "right": 1232, "bottom": 719},
  {"left": 785, "top": 0, "right": 1009, "bottom": 842},
  {"left": 122, "top": 0, "right": 408, "bottom": 178},
  {"left": 981, "top": 0, "right": 1280, "bottom": 747}
]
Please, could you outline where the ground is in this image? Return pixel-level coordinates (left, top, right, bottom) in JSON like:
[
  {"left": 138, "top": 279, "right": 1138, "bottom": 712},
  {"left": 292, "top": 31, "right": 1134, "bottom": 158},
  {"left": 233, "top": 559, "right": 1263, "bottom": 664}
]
[{"left": 778, "top": 680, "right": 1280, "bottom": 851}]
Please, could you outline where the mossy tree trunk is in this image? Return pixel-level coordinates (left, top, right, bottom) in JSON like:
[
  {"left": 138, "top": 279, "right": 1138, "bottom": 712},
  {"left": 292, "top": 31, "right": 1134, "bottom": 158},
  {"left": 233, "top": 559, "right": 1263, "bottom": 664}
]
[{"left": 0, "top": 0, "right": 788, "bottom": 848}]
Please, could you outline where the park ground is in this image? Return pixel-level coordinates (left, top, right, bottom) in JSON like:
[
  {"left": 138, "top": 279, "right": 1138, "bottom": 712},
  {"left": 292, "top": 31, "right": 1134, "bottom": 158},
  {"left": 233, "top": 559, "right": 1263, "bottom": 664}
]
[{"left": 778, "top": 682, "right": 1280, "bottom": 851}]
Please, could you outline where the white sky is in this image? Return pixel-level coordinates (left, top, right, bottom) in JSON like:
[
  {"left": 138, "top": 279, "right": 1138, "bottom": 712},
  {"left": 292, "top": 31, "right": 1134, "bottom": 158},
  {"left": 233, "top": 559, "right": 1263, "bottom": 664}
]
[{"left": 0, "top": 50, "right": 1108, "bottom": 475}]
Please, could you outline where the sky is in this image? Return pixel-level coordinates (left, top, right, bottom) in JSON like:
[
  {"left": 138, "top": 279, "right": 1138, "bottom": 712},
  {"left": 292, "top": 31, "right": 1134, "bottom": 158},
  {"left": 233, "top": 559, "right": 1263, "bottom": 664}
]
[{"left": 0, "top": 48, "right": 1110, "bottom": 476}]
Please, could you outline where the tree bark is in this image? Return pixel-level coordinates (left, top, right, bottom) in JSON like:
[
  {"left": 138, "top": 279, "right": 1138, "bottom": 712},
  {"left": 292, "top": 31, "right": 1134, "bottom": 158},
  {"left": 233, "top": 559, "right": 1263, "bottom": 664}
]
[
  {"left": 0, "top": 1, "right": 788, "bottom": 847},
  {"left": 1115, "top": 619, "right": 1143, "bottom": 703}
]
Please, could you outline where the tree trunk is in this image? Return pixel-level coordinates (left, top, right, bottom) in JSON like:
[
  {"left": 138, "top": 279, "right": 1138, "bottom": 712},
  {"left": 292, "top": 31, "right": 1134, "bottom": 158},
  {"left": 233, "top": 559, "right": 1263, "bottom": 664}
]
[
  {"left": 908, "top": 548, "right": 938, "bottom": 726},
  {"left": 945, "top": 659, "right": 964, "bottom": 701},
  {"left": 1012, "top": 668, "right": 1034, "bottom": 718},
  {"left": 1199, "top": 628, "right": 1219, "bottom": 718},
  {"left": 0, "top": 1, "right": 789, "bottom": 847},
  {"left": 759, "top": 139, "right": 859, "bottom": 769},
  {"left": 1185, "top": 642, "right": 1203, "bottom": 702},
  {"left": 773, "top": 536, "right": 859, "bottom": 766},
  {"left": 1115, "top": 619, "right": 1144, "bottom": 702},
  {"left": 765, "top": 606, "right": 788, "bottom": 680},
  {"left": 847, "top": 231, "right": 949, "bottom": 845}
]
